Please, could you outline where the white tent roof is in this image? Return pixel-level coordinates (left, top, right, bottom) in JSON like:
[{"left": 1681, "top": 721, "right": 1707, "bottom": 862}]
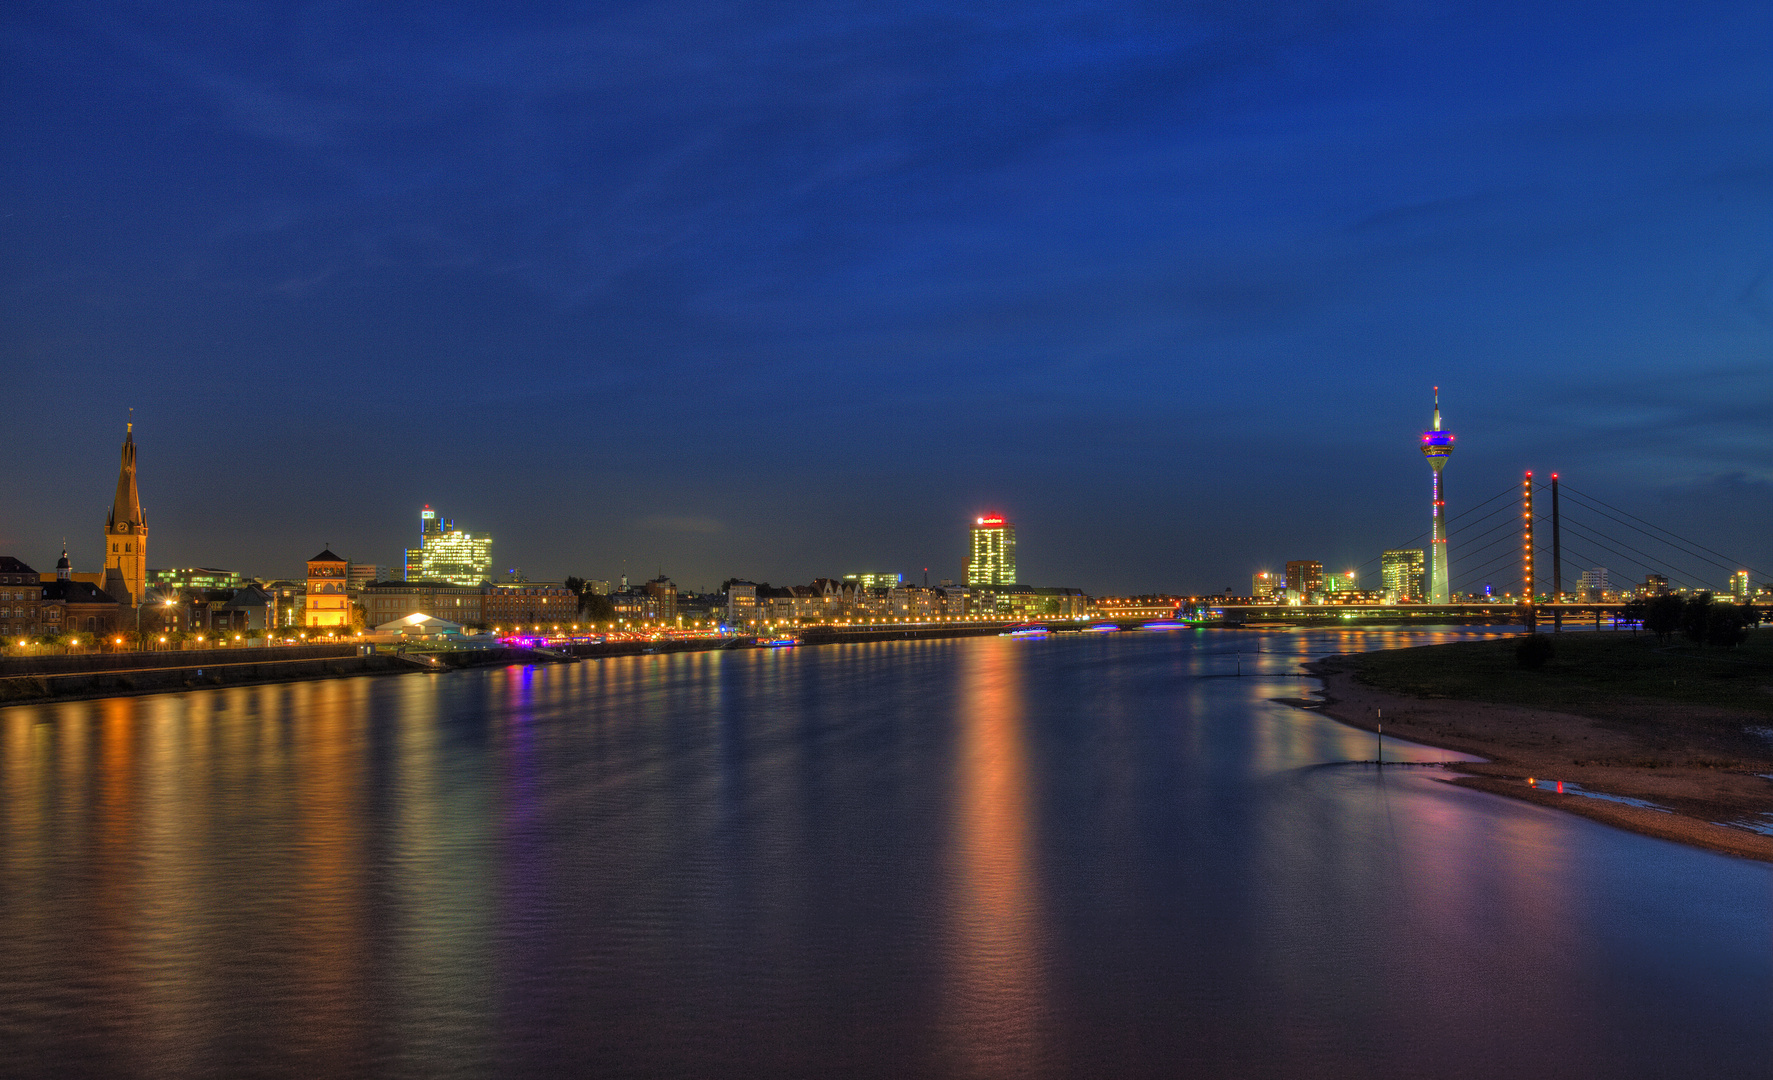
[{"left": 374, "top": 613, "right": 465, "bottom": 633}]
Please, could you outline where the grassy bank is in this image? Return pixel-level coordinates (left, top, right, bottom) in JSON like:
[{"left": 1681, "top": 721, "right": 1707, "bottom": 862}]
[
  {"left": 1315, "top": 628, "right": 1773, "bottom": 862},
  {"left": 1349, "top": 627, "right": 1773, "bottom": 722}
]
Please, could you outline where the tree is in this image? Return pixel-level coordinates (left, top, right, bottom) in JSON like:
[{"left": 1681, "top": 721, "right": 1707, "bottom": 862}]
[
  {"left": 1516, "top": 634, "right": 1555, "bottom": 669},
  {"left": 1705, "top": 603, "right": 1750, "bottom": 649},
  {"left": 1643, "top": 594, "right": 1683, "bottom": 643},
  {"left": 580, "top": 592, "right": 615, "bottom": 623},
  {"left": 1680, "top": 593, "right": 1714, "bottom": 645}
]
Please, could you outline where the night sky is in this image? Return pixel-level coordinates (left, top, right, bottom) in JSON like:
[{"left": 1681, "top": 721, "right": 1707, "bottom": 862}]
[{"left": 2, "top": 2, "right": 1768, "bottom": 594}]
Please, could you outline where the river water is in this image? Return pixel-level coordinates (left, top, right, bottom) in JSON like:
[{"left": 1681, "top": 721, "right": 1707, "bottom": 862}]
[{"left": 1, "top": 628, "right": 1767, "bottom": 1078}]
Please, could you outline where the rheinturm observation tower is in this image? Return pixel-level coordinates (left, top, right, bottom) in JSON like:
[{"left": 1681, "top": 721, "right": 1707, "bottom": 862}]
[{"left": 1420, "top": 388, "right": 1455, "bottom": 603}]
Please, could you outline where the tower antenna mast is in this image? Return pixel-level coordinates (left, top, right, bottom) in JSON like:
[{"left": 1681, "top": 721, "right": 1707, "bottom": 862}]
[{"left": 1420, "top": 388, "right": 1456, "bottom": 604}]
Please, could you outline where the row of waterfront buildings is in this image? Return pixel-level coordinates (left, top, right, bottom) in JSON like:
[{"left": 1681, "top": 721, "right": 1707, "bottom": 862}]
[
  {"left": 0, "top": 428, "right": 1072, "bottom": 645},
  {"left": 1248, "top": 555, "right": 1761, "bottom": 607},
  {"left": 4, "top": 424, "right": 1761, "bottom": 650}
]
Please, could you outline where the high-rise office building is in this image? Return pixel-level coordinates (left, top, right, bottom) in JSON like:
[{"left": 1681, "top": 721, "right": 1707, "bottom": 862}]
[
  {"left": 966, "top": 515, "right": 1017, "bottom": 587},
  {"left": 404, "top": 505, "right": 493, "bottom": 585},
  {"left": 103, "top": 422, "right": 148, "bottom": 606},
  {"left": 1382, "top": 549, "right": 1426, "bottom": 602},
  {"left": 1285, "top": 560, "right": 1323, "bottom": 601},
  {"left": 1577, "top": 567, "right": 1610, "bottom": 601},
  {"left": 1251, "top": 571, "right": 1280, "bottom": 599},
  {"left": 1323, "top": 570, "right": 1359, "bottom": 594},
  {"left": 1730, "top": 570, "right": 1750, "bottom": 602},
  {"left": 1420, "top": 389, "right": 1455, "bottom": 603}
]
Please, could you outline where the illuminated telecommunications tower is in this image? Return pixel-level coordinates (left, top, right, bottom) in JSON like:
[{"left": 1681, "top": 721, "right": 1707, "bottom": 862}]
[{"left": 1420, "top": 388, "right": 1455, "bottom": 603}]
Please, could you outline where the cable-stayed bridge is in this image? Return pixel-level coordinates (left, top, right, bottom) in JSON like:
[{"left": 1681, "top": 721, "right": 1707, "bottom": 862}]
[{"left": 1203, "top": 473, "right": 1767, "bottom": 626}]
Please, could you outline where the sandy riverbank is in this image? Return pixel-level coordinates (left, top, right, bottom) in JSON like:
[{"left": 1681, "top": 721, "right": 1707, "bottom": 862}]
[{"left": 1306, "top": 657, "right": 1773, "bottom": 863}]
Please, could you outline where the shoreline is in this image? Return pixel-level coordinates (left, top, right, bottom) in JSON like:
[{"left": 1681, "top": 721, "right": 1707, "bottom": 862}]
[
  {"left": 1305, "top": 656, "right": 1773, "bottom": 863},
  {"left": 0, "top": 646, "right": 567, "bottom": 709}
]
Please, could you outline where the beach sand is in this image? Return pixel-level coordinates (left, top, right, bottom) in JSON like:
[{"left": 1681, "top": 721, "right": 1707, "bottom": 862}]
[{"left": 1306, "top": 657, "right": 1773, "bottom": 863}]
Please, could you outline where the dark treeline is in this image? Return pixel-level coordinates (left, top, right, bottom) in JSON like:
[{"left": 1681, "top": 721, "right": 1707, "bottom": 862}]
[{"left": 1623, "top": 593, "right": 1760, "bottom": 648}]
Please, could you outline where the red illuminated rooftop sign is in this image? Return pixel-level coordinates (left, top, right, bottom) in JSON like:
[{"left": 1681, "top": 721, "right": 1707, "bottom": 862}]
[{"left": 975, "top": 515, "right": 1006, "bottom": 526}]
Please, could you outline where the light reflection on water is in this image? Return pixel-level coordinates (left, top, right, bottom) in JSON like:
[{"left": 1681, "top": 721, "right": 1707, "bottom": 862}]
[
  {"left": 0, "top": 627, "right": 1767, "bottom": 1079},
  {"left": 945, "top": 637, "right": 1048, "bottom": 1076}
]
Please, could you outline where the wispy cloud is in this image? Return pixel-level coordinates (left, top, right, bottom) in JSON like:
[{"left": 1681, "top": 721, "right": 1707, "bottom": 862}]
[{"left": 634, "top": 516, "right": 724, "bottom": 535}]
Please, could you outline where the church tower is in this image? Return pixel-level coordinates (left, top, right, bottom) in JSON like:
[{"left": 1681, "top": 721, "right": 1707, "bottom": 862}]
[{"left": 104, "top": 422, "right": 147, "bottom": 607}]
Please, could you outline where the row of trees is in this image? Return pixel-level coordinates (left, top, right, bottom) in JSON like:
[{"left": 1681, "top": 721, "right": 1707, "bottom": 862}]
[
  {"left": 562, "top": 577, "right": 617, "bottom": 623},
  {"left": 1624, "top": 593, "right": 1761, "bottom": 648}
]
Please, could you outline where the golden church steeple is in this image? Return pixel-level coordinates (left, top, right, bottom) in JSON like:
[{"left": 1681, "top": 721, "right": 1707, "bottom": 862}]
[{"left": 103, "top": 421, "right": 147, "bottom": 606}]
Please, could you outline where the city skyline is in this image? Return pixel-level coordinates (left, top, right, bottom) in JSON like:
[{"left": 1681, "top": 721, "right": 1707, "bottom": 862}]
[
  {"left": 3, "top": 411, "right": 1765, "bottom": 599},
  {"left": 2, "top": 7, "right": 1769, "bottom": 1075},
  {"left": 1, "top": 4, "right": 1768, "bottom": 594}
]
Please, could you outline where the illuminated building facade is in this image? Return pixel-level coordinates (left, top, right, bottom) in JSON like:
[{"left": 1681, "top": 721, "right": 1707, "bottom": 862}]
[
  {"left": 843, "top": 572, "right": 903, "bottom": 588},
  {"left": 1730, "top": 570, "right": 1750, "bottom": 602},
  {"left": 403, "top": 505, "right": 492, "bottom": 585},
  {"left": 0, "top": 557, "right": 40, "bottom": 639},
  {"left": 1420, "top": 389, "right": 1455, "bottom": 604},
  {"left": 1382, "top": 549, "right": 1425, "bottom": 602},
  {"left": 483, "top": 582, "right": 577, "bottom": 628},
  {"left": 1251, "top": 571, "right": 1279, "bottom": 599},
  {"left": 967, "top": 515, "right": 1017, "bottom": 587},
  {"left": 103, "top": 423, "right": 148, "bottom": 606},
  {"left": 1577, "top": 567, "right": 1610, "bottom": 601},
  {"left": 304, "top": 549, "right": 350, "bottom": 627},
  {"left": 644, "top": 576, "right": 678, "bottom": 621},
  {"left": 362, "top": 580, "right": 484, "bottom": 627},
  {"left": 1284, "top": 561, "right": 1323, "bottom": 601},
  {"left": 725, "top": 582, "right": 758, "bottom": 626},
  {"left": 1322, "top": 570, "right": 1360, "bottom": 594},
  {"left": 150, "top": 567, "right": 242, "bottom": 591}
]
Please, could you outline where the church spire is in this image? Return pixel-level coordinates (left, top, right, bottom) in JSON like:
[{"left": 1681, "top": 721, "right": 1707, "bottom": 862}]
[
  {"left": 103, "top": 419, "right": 147, "bottom": 608},
  {"left": 108, "top": 421, "right": 143, "bottom": 529}
]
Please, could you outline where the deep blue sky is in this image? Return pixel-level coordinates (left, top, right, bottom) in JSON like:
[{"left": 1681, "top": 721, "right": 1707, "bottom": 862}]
[{"left": 2, "top": 1, "right": 1768, "bottom": 593}]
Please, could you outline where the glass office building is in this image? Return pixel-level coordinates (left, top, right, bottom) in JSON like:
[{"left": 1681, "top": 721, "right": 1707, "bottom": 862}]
[{"left": 967, "top": 515, "right": 1017, "bottom": 587}]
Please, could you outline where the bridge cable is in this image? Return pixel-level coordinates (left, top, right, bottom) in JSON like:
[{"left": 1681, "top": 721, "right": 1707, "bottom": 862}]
[
  {"left": 1555, "top": 519, "right": 1708, "bottom": 592},
  {"left": 1555, "top": 484, "right": 1767, "bottom": 580},
  {"left": 1549, "top": 486, "right": 1747, "bottom": 579},
  {"left": 1353, "top": 484, "right": 1522, "bottom": 576},
  {"left": 1557, "top": 512, "right": 1718, "bottom": 586}
]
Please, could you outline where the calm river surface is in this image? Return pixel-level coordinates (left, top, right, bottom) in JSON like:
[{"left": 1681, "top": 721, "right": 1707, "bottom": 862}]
[{"left": 1, "top": 628, "right": 1767, "bottom": 1078}]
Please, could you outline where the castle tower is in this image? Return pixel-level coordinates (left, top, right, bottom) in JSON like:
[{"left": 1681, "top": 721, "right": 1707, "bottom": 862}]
[
  {"left": 1419, "top": 389, "right": 1455, "bottom": 604},
  {"left": 305, "top": 548, "right": 350, "bottom": 628},
  {"left": 103, "top": 423, "right": 147, "bottom": 606}
]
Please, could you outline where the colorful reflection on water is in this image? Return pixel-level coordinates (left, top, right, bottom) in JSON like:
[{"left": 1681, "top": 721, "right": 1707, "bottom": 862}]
[{"left": 0, "top": 628, "right": 1766, "bottom": 1079}]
